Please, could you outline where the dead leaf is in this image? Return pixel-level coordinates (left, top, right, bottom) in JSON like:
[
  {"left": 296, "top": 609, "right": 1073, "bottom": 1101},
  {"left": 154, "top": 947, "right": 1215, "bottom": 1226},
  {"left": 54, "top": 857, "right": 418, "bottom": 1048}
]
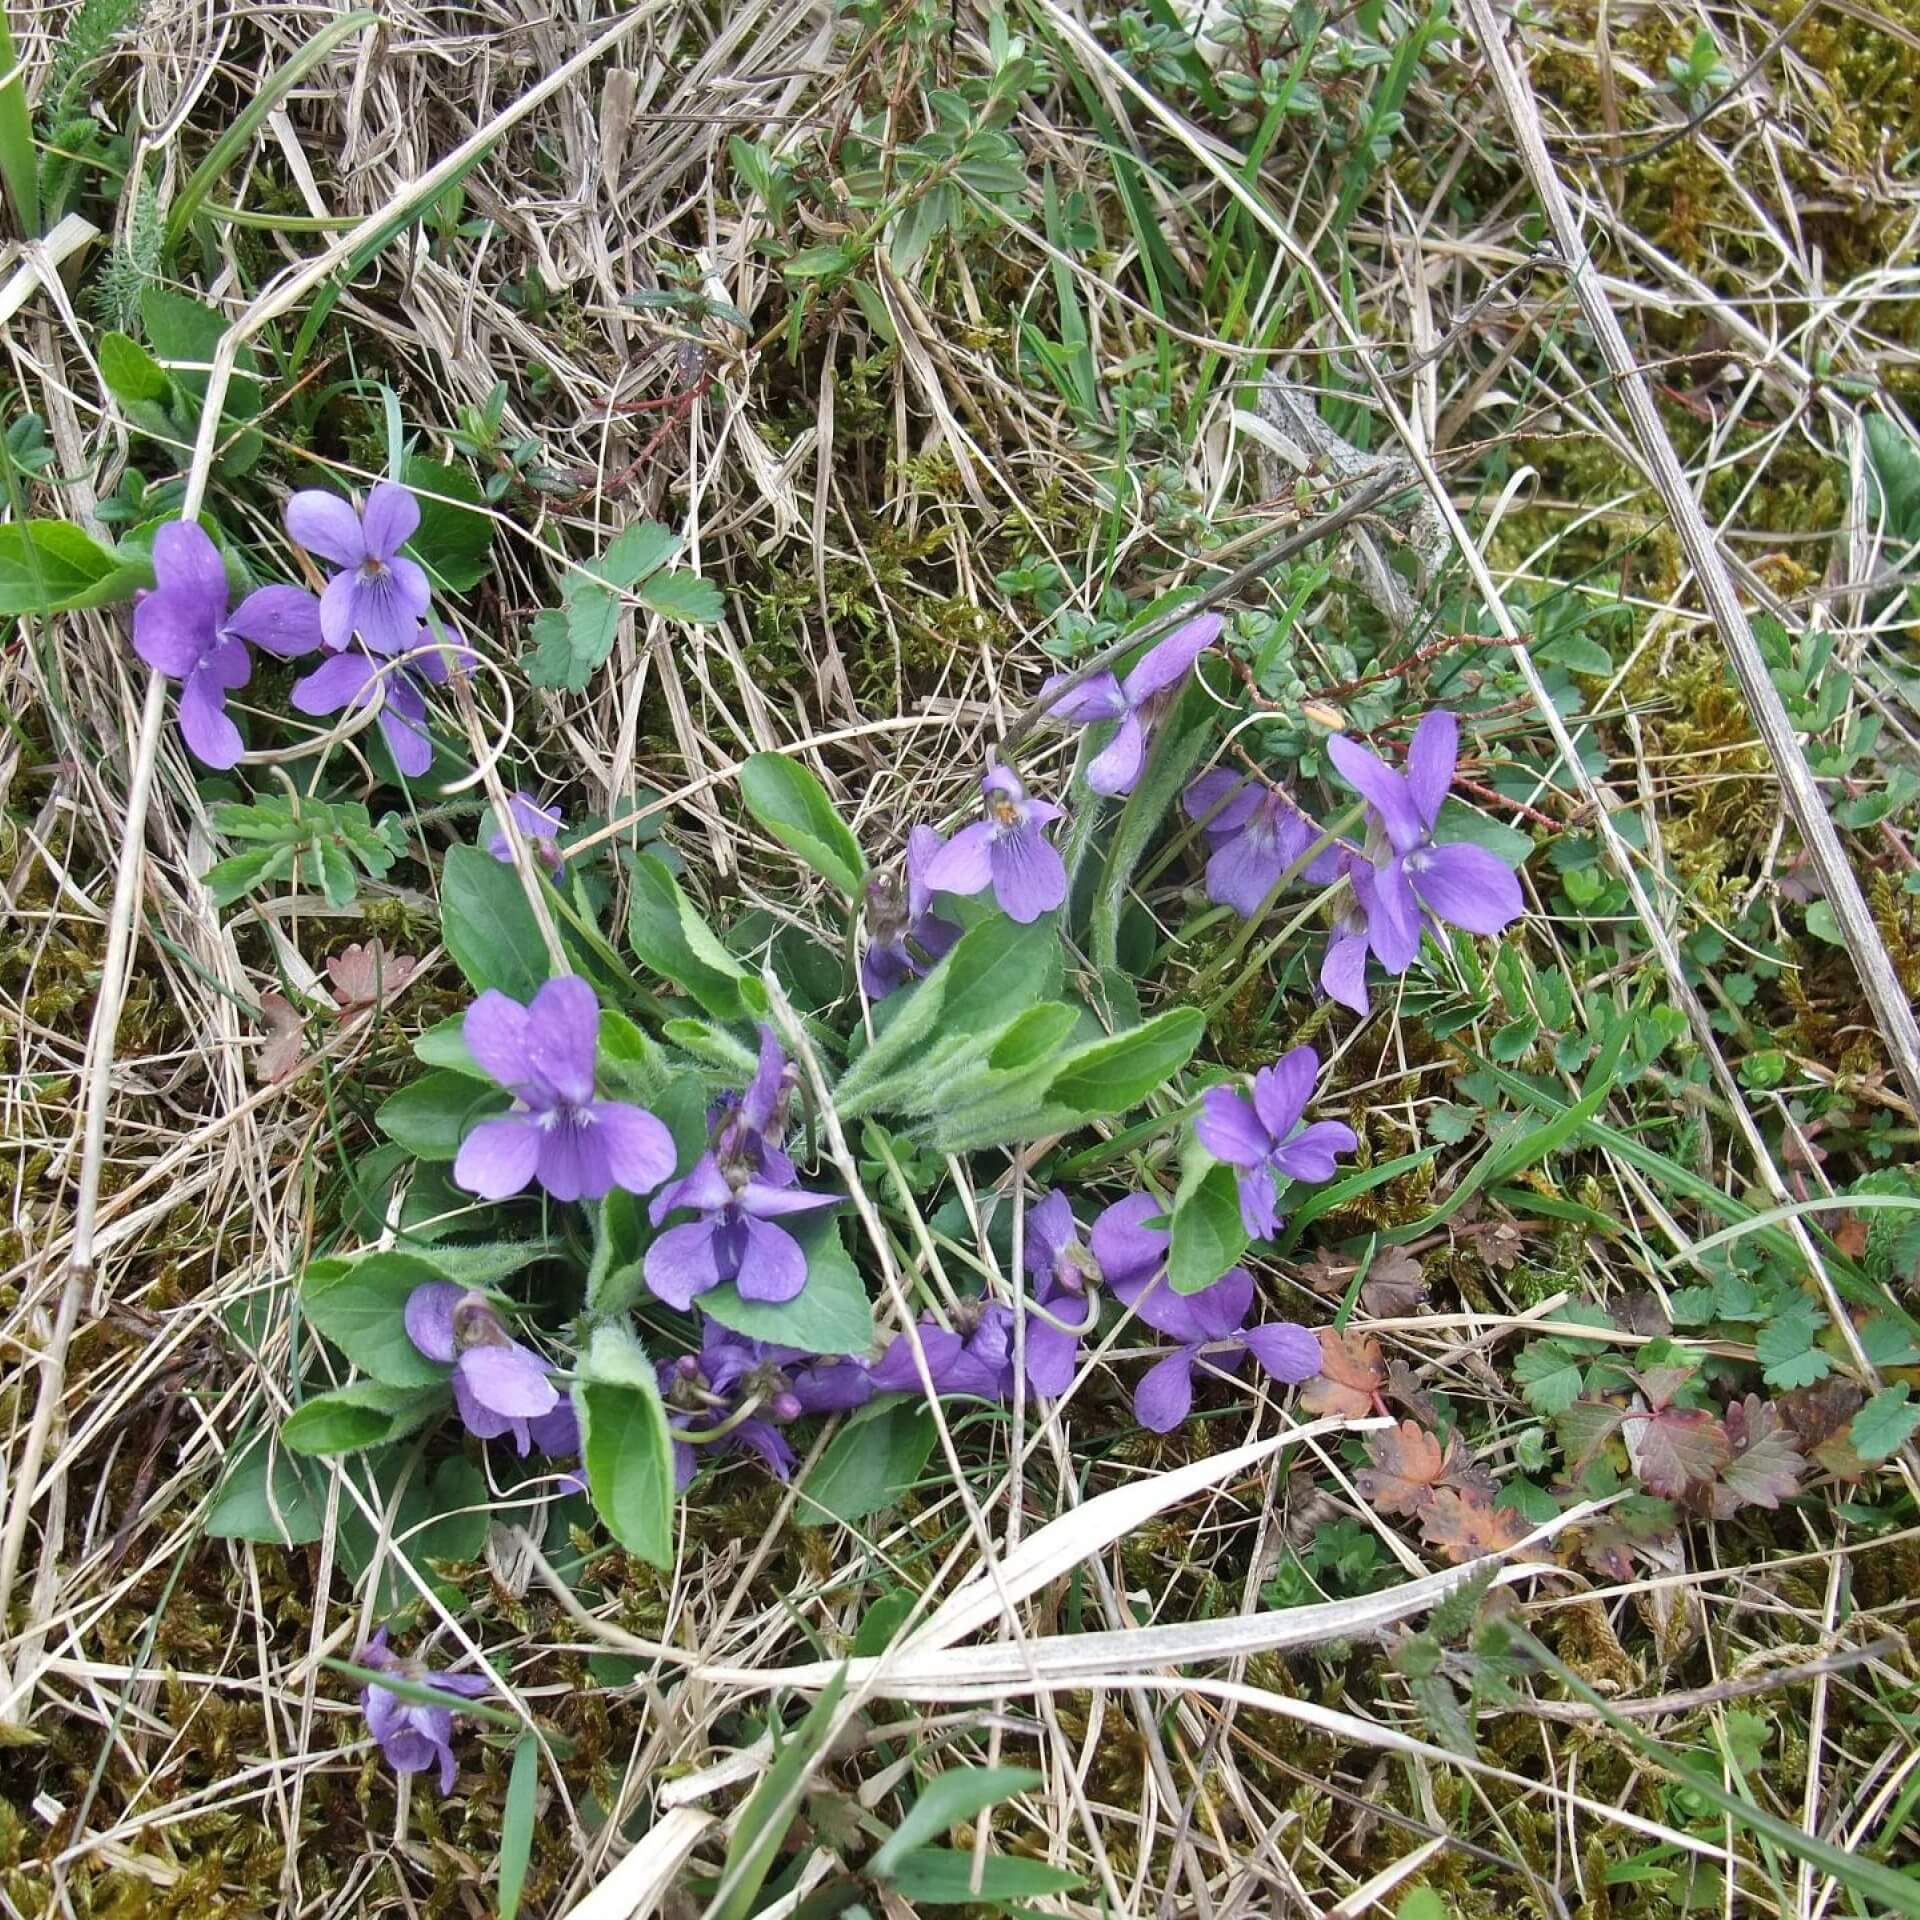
[
  {"left": 1578, "top": 1522, "right": 1641, "bottom": 1584},
  {"left": 1831, "top": 1214, "right": 1870, "bottom": 1262},
  {"left": 1577, "top": 1497, "right": 1677, "bottom": 1583},
  {"left": 326, "top": 940, "right": 422, "bottom": 1013},
  {"left": 1356, "top": 1418, "right": 1496, "bottom": 1519},
  {"left": 1478, "top": 1221, "right": 1525, "bottom": 1271},
  {"left": 1623, "top": 1402, "right": 1730, "bottom": 1499},
  {"left": 1299, "top": 1327, "right": 1385, "bottom": 1418},
  {"left": 1356, "top": 1420, "right": 1450, "bottom": 1516},
  {"left": 1780, "top": 1379, "right": 1868, "bottom": 1481},
  {"left": 1418, "top": 1486, "right": 1529, "bottom": 1564},
  {"left": 1301, "top": 1248, "right": 1354, "bottom": 1298},
  {"left": 1385, "top": 1358, "right": 1441, "bottom": 1428},
  {"left": 258, "top": 992, "right": 306, "bottom": 1085},
  {"left": 1360, "top": 1246, "right": 1425, "bottom": 1317},
  {"left": 1611, "top": 1290, "right": 1671, "bottom": 1338}
]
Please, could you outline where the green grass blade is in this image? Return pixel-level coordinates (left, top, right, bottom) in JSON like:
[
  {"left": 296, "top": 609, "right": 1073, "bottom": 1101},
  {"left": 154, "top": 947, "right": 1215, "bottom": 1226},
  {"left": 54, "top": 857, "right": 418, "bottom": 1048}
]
[
  {"left": 497, "top": 1733, "right": 539, "bottom": 1920},
  {"left": 1510, "top": 1626, "right": 1920, "bottom": 1917},
  {"left": 163, "top": 11, "right": 379, "bottom": 255},
  {"left": 0, "top": 8, "right": 41, "bottom": 236}
]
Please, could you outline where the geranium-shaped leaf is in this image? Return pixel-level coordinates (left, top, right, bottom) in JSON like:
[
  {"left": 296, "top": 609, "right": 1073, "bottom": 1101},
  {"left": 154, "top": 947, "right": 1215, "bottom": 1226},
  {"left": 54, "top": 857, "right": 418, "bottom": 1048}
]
[
  {"left": 327, "top": 939, "right": 422, "bottom": 1011},
  {"left": 1356, "top": 1419, "right": 1449, "bottom": 1516},
  {"left": 1553, "top": 1398, "right": 1627, "bottom": 1476},
  {"left": 1714, "top": 1394, "right": 1804, "bottom": 1512},
  {"left": 1623, "top": 1401, "right": 1730, "bottom": 1498},
  {"left": 1299, "top": 1327, "right": 1383, "bottom": 1418},
  {"left": 1779, "top": 1377, "right": 1865, "bottom": 1482},
  {"left": 1417, "top": 1486, "right": 1529, "bottom": 1564},
  {"left": 1358, "top": 1418, "right": 1496, "bottom": 1520}
]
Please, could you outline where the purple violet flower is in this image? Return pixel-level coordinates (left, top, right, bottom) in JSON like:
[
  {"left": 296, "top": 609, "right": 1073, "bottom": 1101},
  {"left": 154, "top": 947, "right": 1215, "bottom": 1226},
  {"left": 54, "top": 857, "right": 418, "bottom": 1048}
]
[
  {"left": 1019, "top": 1192, "right": 1104, "bottom": 1393},
  {"left": 1326, "top": 711, "right": 1525, "bottom": 971},
  {"left": 1109, "top": 1261, "right": 1321, "bottom": 1433},
  {"left": 1043, "top": 613, "right": 1222, "bottom": 795},
  {"left": 452, "top": 976, "right": 676, "bottom": 1204},
  {"left": 870, "top": 1299, "right": 1016, "bottom": 1400},
  {"left": 659, "top": 1322, "right": 872, "bottom": 1488},
  {"left": 921, "top": 767, "right": 1066, "bottom": 924},
  {"left": 644, "top": 1033, "right": 836, "bottom": 1310},
  {"left": 862, "top": 825, "right": 962, "bottom": 999},
  {"left": 404, "top": 1283, "right": 561, "bottom": 1452},
  {"left": 357, "top": 1628, "right": 491, "bottom": 1792},
  {"left": 287, "top": 482, "right": 433, "bottom": 657},
  {"left": 488, "top": 792, "right": 566, "bottom": 872},
  {"left": 289, "top": 629, "right": 463, "bottom": 779},
  {"left": 1182, "top": 769, "right": 1340, "bottom": 918},
  {"left": 709, "top": 1024, "right": 798, "bottom": 1185},
  {"left": 870, "top": 1186, "right": 1133, "bottom": 1404},
  {"left": 132, "top": 520, "right": 323, "bottom": 768},
  {"left": 1319, "top": 849, "right": 1379, "bottom": 1015},
  {"left": 1194, "top": 1045, "right": 1358, "bottom": 1241}
]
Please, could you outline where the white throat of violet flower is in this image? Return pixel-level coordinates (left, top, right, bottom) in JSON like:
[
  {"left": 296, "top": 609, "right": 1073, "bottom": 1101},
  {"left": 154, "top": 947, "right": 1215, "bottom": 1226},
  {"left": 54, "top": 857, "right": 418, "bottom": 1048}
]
[
  {"left": 1053, "top": 1238, "right": 1100, "bottom": 1294},
  {"left": 451, "top": 1293, "right": 510, "bottom": 1351},
  {"left": 864, "top": 871, "right": 908, "bottom": 941}
]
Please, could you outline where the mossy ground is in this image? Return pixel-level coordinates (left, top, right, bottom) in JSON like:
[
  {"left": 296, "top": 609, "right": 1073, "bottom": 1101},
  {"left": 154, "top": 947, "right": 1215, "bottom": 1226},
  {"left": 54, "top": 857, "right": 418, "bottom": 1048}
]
[{"left": 6, "top": 0, "right": 1920, "bottom": 1912}]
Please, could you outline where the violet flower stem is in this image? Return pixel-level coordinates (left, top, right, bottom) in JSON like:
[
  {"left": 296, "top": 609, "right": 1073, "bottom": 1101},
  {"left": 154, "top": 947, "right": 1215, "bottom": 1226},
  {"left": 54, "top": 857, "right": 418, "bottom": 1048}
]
[
  {"left": 1130, "top": 773, "right": 1241, "bottom": 897},
  {"left": 864, "top": 1127, "right": 964, "bottom": 1325},
  {"left": 675, "top": 1394, "right": 767, "bottom": 1446},
  {"left": 1205, "top": 882, "right": 1352, "bottom": 1023},
  {"left": 996, "top": 470, "right": 1404, "bottom": 757}
]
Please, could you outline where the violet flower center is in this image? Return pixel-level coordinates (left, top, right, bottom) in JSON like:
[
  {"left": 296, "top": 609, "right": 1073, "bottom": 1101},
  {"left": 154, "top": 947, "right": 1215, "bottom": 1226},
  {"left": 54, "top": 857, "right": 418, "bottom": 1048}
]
[
  {"left": 864, "top": 873, "right": 908, "bottom": 941},
  {"left": 1053, "top": 1241, "right": 1099, "bottom": 1294},
  {"left": 451, "top": 1295, "right": 509, "bottom": 1352},
  {"left": 535, "top": 1100, "right": 595, "bottom": 1140},
  {"left": 988, "top": 794, "right": 1022, "bottom": 829}
]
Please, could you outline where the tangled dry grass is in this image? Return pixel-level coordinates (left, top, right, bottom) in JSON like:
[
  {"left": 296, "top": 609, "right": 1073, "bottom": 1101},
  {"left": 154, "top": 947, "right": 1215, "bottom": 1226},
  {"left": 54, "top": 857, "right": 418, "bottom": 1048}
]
[{"left": 4, "top": 0, "right": 1920, "bottom": 1913}]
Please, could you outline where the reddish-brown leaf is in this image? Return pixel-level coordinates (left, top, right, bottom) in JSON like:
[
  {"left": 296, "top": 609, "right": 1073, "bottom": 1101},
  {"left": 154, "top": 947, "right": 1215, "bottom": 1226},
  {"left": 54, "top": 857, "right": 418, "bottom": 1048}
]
[
  {"left": 1714, "top": 1394, "right": 1805, "bottom": 1512},
  {"left": 1578, "top": 1509, "right": 1677, "bottom": 1582},
  {"left": 1356, "top": 1420, "right": 1449, "bottom": 1515},
  {"left": 1780, "top": 1379, "right": 1868, "bottom": 1480},
  {"left": 1385, "top": 1359, "right": 1441, "bottom": 1429},
  {"left": 1360, "top": 1247, "right": 1426, "bottom": 1317},
  {"left": 1634, "top": 1363, "right": 1697, "bottom": 1412},
  {"left": 326, "top": 940, "right": 422, "bottom": 1012},
  {"left": 1418, "top": 1486, "right": 1530, "bottom": 1564},
  {"left": 1623, "top": 1403, "right": 1730, "bottom": 1498},
  {"left": 258, "top": 992, "right": 306, "bottom": 1086},
  {"left": 1831, "top": 1214, "right": 1871, "bottom": 1261},
  {"left": 1301, "top": 1248, "right": 1353, "bottom": 1298},
  {"left": 1299, "top": 1327, "right": 1385, "bottom": 1418},
  {"left": 1478, "top": 1222, "right": 1525, "bottom": 1272},
  {"left": 1780, "top": 1378, "right": 1864, "bottom": 1450},
  {"left": 1357, "top": 1419, "right": 1495, "bottom": 1516}
]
